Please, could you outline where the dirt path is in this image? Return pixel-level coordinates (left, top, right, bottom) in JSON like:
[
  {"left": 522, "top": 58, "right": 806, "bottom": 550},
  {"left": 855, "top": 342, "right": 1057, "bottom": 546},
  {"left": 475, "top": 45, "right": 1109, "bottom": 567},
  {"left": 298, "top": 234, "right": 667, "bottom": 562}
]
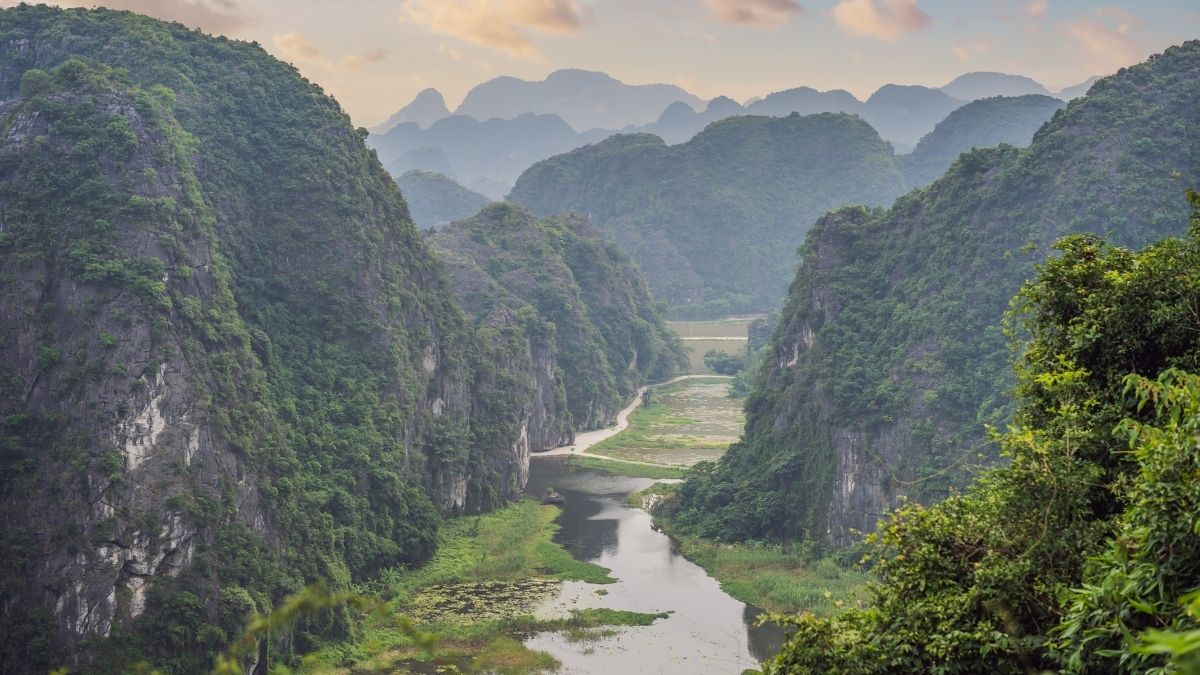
[{"left": 533, "top": 374, "right": 733, "bottom": 465}]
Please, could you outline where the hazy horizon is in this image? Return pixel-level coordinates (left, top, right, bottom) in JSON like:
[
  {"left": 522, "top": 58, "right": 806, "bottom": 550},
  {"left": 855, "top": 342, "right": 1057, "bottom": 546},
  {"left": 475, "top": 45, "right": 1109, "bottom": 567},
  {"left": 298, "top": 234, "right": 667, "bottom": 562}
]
[{"left": 1, "top": 1, "right": 1194, "bottom": 134}]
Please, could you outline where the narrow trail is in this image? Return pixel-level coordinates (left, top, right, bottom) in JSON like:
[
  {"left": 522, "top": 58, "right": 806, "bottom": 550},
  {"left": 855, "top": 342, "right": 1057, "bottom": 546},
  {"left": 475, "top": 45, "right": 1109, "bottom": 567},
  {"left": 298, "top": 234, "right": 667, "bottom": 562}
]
[{"left": 533, "top": 374, "right": 733, "bottom": 466}]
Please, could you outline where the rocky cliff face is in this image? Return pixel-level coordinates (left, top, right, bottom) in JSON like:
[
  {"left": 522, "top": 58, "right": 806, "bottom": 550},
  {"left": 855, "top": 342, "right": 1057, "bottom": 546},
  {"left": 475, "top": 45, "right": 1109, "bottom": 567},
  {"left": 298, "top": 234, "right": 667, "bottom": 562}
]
[
  {"left": 432, "top": 203, "right": 686, "bottom": 435},
  {"left": 0, "top": 7, "right": 538, "bottom": 671},
  {"left": 673, "top": 40, "right": 1200, "bottom": 546}
]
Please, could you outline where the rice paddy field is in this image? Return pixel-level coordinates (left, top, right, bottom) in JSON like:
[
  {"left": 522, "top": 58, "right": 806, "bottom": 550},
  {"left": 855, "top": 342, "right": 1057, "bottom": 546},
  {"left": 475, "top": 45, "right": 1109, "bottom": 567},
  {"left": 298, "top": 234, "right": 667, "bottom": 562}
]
[
  {"left": 667, "top": 317, "right": 758, "bottom": 373},
  {"left": 589, "top": 377, "right": 744, "bottom": 466}
]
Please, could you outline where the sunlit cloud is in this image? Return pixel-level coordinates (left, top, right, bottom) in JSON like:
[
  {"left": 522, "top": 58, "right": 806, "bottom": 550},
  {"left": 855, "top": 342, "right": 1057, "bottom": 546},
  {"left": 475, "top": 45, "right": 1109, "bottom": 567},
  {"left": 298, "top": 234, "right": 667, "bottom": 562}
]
[
  {"left": 438, "top": 43, "right": 465, "bottom": 62},
  {"left": 1060, "top": 6, "right": 1142, "bottom": 74},
  {"left": 272, "top": 32, "right": 389, "bottom": 75},
  {"left": 273, "top": 31, "right": 321, "bottom": 61},
  {"left": 341, "top": 49, "right": 390, "bottom": 72},
  {"left": 401, "top": 0, "right": 593, "bottom": 58},
  {"left": 831, "top": 0, "right": 929, "bottom": 41},
  {"left": 1026, "top": 0, "right": 1047, "bottom": 18},
  {"left": 16, "top": 0, "right": 250, "bottom": 34},
  {"left": 703, "top": 0, "right": 803, "bottom": 29},
  {"left": 951, "top": 39, "right": 992, "bottom": 62}
]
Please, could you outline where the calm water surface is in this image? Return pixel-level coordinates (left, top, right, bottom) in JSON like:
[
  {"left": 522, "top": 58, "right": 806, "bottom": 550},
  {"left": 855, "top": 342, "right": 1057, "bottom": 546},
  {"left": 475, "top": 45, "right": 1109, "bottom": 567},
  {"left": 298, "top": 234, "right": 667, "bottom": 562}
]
[{"left": 523, "top": 457, "right": 788, "bottom": 674}]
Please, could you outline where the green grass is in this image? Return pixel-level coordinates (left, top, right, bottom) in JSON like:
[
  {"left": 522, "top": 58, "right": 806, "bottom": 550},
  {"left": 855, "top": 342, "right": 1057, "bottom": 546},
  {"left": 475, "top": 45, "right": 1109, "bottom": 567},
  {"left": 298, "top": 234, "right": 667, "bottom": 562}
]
[
  {"left": 385, "top": 500, "right": 615, "bottom": 599},
  {"left": 300, "top": 500, "right": 669, "bottom": 674},
  {"left": 567, "top": 455, "right": 687, "bottom": 479},
  {"left": 672, "top": 537, "right": 870, "bottom": 615}
]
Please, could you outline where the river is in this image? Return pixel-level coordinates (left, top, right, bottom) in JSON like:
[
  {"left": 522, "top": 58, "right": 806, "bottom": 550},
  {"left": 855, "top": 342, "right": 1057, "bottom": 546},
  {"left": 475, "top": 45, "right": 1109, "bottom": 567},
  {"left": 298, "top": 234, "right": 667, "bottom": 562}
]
[{"left": 523, "top": 457, "right": 788, "bottom": 674}]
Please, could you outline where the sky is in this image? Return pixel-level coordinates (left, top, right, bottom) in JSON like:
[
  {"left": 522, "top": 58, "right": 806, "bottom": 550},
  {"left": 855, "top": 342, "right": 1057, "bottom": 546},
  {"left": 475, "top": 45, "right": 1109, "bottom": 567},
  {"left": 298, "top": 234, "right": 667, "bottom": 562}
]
[{"left": 4, "top": 0, "right": 1197, "bottom": 126}]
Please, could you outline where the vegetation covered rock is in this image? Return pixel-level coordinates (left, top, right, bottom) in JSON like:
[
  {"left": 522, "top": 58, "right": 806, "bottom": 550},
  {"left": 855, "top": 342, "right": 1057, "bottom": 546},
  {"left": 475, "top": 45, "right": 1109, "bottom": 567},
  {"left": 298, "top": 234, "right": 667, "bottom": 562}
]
[
  {"left": 509, "top": 113, "right": 907, "bottom": 316},
  {"left": 673, "top": 40, "right": 1200, "bottom": 546}
]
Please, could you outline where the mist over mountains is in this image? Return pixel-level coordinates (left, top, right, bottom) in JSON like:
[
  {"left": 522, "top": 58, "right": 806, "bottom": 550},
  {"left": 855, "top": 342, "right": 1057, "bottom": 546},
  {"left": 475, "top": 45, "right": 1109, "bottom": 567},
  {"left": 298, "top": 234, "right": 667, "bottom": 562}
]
[{"left": 368, "top": 67, "right": 1097, "bottom": 195}]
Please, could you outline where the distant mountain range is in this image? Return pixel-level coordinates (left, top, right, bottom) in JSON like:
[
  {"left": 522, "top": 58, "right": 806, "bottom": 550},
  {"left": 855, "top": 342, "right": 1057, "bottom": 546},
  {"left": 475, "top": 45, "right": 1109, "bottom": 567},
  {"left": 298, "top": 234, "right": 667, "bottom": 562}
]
[
  {"left": 940, "top": 71, "right": 1050, "bottom": 100},
  {"left": 369, "top": 113, "right": 610, "bottom": 198},
  {"left": 456, "top": 69, "right": 703, "bottom": 131},
  {"left": 369, "top": 68, "right": 1101, "bottom": 198},
  {"left": 372, "top": 87, "right": 450, "bottom": 134}
]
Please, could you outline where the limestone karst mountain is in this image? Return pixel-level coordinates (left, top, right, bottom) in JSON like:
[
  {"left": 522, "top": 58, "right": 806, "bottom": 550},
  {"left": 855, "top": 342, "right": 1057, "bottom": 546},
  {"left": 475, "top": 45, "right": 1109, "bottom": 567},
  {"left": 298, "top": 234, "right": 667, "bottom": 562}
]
[{"left": 673, "top": 40, "right": 1200, "bottom": 547}]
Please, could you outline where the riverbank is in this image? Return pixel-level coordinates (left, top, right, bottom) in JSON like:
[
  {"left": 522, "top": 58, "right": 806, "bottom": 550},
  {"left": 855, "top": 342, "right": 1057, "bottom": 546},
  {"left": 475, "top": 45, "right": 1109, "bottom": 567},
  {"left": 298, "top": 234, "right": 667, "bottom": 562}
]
[
  {"left": 637, "top": 485, "right": 871, "bottom": 616},
  {"left": 551, "top": 373, "right": 871, "bottom": 619},
  {"left": 300, "top": 500, "right": 668, "bottom": 674}
]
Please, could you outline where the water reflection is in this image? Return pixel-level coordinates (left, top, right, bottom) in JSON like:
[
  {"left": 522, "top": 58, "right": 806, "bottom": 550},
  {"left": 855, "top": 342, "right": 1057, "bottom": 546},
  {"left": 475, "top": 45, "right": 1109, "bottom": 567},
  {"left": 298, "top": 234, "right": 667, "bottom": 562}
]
[{"left": 524, "top": 456, "right": 788, "bottom": 673}]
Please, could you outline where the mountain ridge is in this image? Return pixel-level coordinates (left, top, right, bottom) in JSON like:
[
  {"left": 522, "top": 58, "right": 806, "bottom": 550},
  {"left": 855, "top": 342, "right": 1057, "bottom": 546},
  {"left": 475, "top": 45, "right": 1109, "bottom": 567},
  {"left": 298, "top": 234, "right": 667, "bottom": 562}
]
[{"left": 671, "top": 39, "right": 1200, "bottom": 546}]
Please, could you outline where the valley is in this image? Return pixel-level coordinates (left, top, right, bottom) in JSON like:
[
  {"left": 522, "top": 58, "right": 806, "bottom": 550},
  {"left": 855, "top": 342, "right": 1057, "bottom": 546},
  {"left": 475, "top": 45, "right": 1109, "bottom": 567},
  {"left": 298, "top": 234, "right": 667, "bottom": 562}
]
[{"left": 3, "top": 3, "right": 1198, "bottom": 673}]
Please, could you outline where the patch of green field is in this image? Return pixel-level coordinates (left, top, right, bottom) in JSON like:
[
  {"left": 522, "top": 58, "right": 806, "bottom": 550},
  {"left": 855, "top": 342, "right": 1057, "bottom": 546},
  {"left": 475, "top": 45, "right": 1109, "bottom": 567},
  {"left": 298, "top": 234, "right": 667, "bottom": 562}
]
[
  {"left": 566, "top": 454, "right": 687, "bottom": 479},
  {"left": 300, "top": 500, "right": 666, "bottom": 674},
  {"left": 591, "top": 377, "right": 744, "bottom": 466}
]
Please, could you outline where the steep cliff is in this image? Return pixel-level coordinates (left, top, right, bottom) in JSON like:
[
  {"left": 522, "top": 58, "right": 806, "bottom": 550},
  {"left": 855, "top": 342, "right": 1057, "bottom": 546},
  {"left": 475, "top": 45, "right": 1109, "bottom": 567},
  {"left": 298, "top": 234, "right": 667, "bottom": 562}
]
[
  {"left": 673, "top": 40, "right": 1200, "bottom": 546},
  {"left": 509, "top": 114, "right": 907, "bottom": 316},
  {"left": 432, "top": 203, "right": 687, "bottom": 433},
  {"left": 0, "top": 7, "right": 533, "bottom": 671}
]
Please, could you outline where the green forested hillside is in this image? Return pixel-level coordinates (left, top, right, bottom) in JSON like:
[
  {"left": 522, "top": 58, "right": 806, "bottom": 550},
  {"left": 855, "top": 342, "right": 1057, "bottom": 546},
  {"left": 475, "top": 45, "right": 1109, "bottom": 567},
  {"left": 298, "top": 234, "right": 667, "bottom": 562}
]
[
  {"left": 0, "top": 6, "right": 579, "bottom": 672},
  {"left": 900, "top": 94, "right": 1064, "bottom": 188},
  {"left": 508, "top": 113, "right": 907, "bottom": 317},
  {"left": 673, "top": 41, "right": 1200, "bottom": 546},
  {"left": 432, "top": 203, "right": 686, "bottom": 430},
  {"left": 395, "top": 169, "right": 491, "bottom": 228},
  {"left": 766, "top": 193, "right": 1200, "bottom": 673}
]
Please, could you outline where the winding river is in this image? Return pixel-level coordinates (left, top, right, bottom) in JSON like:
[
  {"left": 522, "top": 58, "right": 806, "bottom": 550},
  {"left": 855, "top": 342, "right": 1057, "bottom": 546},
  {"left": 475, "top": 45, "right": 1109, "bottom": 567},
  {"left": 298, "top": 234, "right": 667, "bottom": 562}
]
[{"left": 522, "top": 458, "right": 788, "bottom": 673}]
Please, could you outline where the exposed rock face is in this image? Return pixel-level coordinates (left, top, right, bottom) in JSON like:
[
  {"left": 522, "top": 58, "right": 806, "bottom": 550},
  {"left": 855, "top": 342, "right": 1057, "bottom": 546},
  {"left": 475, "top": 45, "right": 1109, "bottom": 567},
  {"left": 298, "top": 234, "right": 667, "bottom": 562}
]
[
  {"left": 673, "top": 40, "right": 1200, "bottom": 547},
  {"left": 431, "top": 203, "right": 686, "bottom": 436},
  {"left": 0, "top": 7, "right": 543, "bottom": 670},
  {"left": 0, "top": 75, "right": 269, "bottom": 658}
]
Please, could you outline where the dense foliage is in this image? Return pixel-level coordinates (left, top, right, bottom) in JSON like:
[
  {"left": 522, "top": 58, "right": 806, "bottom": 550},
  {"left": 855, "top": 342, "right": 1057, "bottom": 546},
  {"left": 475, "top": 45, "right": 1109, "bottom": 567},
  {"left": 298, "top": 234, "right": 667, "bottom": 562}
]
[
  {"left": 704, "top": 349, "right": 745, "bottom": 375},
  {"left": 673, "top": 40, "right": 1200, "bottom": 546},
  {"left": 0, "top": 6, "right": 535, "bottom": 671},
  {"left": 432, "top": 203, "right": 686, "bottom": 430},
  {"left": 899, "top": 94, "right": 1064, "bottom": 188},
  {"left": 763, "top": 192, "right": 1200, "bottom": 673},
  {"left": 509, "top": 114, "right": 907, "bottom": 316},
  {"left": 394, "top": 169, "right": 491, "bottom": 229}
]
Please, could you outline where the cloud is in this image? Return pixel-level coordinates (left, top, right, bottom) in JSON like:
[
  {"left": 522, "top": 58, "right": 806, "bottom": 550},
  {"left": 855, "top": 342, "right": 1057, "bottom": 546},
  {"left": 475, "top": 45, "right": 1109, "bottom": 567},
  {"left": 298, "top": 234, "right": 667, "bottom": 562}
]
[
  {"left": 1060, "top": 6, "right": 1141, "bottom": 74},
  {"left": 341, "top": 49, "right": 390, "bottom": 72},
  {"left": 21, "top": 0, "right": 250, "bottom": 34},
  {"left": 951, "top": 39, "right": 992, "bottom": 62},
  {"left": 273, "top": 32, "right": 322, "bottom": 62},
  {"left": 271, "top": 33, "right": 389, "bottom": 74},
  {"left": 1026, "top": 0, "right": 1047, "bottom": 18},
  {"left": 401, "top": 0, "right": 592, "bottom": 58},
  {"left": 703, "top": 0, "right": 803, "bottom": 29},
  {"left": 830, "top": 0, "right": 929, "bottom": 41},
  {"left": 438, "top": 43, "right": 465, "bottom": 62}
]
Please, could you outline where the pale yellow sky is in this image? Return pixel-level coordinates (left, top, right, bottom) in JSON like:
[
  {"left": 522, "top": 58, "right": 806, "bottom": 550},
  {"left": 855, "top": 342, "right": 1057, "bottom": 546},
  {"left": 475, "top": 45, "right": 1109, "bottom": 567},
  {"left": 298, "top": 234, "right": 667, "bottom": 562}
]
[{"left": 4, "top": 1, "right": 1195, "bottom": 126}]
